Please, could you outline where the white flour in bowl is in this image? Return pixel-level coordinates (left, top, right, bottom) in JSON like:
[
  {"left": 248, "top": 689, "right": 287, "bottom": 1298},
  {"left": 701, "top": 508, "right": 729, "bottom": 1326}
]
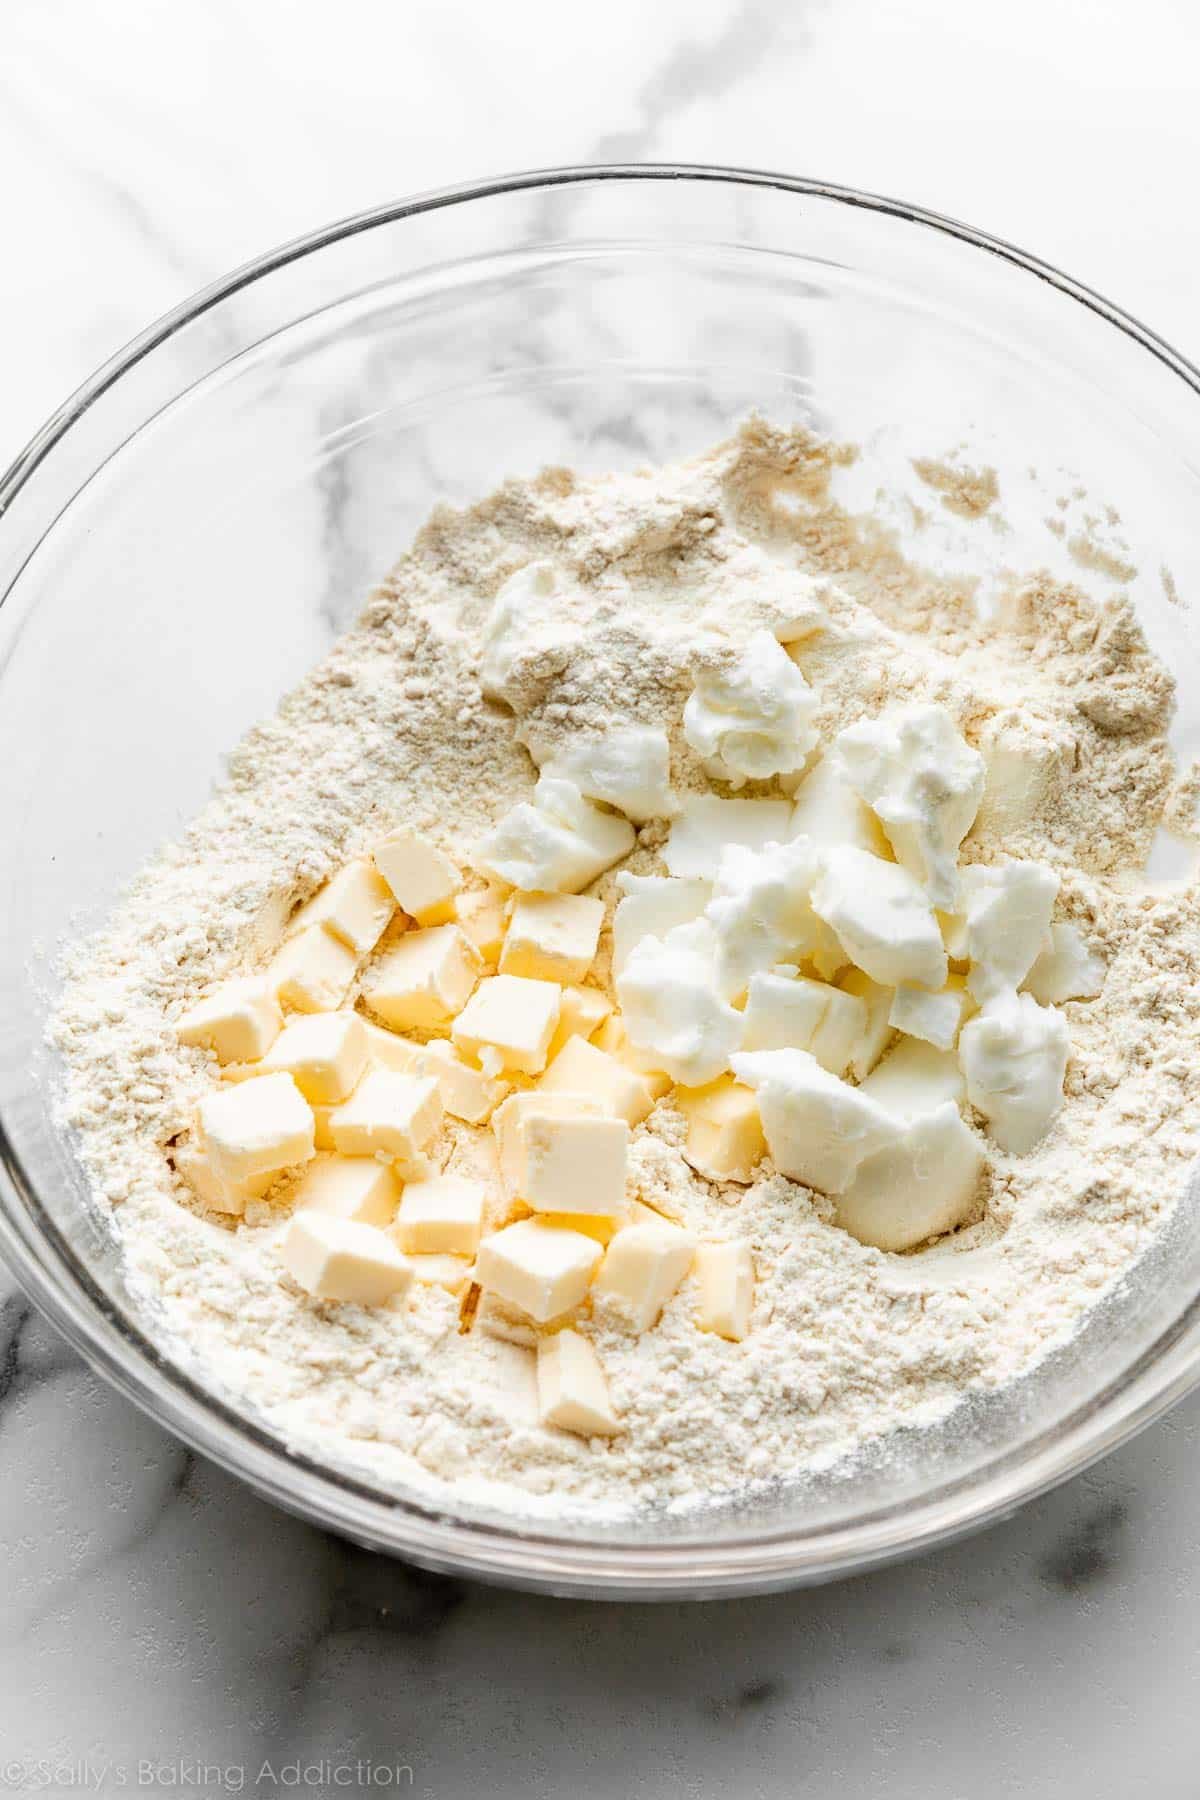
[{"left": 49, "top": 420, "right": 1200, "bottom": 1516}]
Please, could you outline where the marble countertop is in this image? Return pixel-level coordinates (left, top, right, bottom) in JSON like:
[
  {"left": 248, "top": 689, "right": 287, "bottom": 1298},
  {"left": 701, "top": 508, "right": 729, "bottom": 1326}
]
[{"left": 4, "top": 2, "right": 1199, "bottom": 1793}]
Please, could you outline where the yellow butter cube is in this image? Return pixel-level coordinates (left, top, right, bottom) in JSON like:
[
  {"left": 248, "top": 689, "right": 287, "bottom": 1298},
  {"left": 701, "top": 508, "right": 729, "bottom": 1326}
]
[
  {"left": 473, "top": 1218, "right": 602, "bottom": 1323},
  {"left": 454, "top": 887, "right": 507, "bottom": 965},
  {"left": 415, "top": 1038, "right": 509, "bottom": 1124},
  {"left": 282, "top": 1212, "right": 414, "bottom": 1306},
  {"left": 263, "top": 1010, "right": 369, "bottom": 1104},
  {"left": 394, "top": 1173, "right": 486, "bottom": 1256},
  {"left": 267, "top": 926, "right": 359, "bottom": 1014},
  {"left": 522, "top": 1111, "right": 629, "bottom": 1217},
  {"left": 290, "top": 1154, "right": 398, "bottom": 1226},
  {"left": 452, "top": 974, "right": 561, "bottom": 1076},
  {"left": 499, "top": 892, "right": 605, "bottom": 984},
  {"left": 371, "top": 829, "right": 462, "bottom": 923},
  {"left": 539, "top": 1033, "right": 660, "bottom": 1128},
  {"left": 173, "top": 1141, "right": 271, "bottom": 1216},
  {"left": 287, "top": 859, "right": 395, "bottom": 955},
  {"left": 546, "top": 984, "right": 613, "bottom": 1062},
  {"left": 591, "top": 1015, "right": 673, "bottom": 1097},
  {"left": 593, "top": 1220, "right": 696, "bottom": 1332},
  {"left": 328, "top": 1069, "right": 442, "bottom": 1166},
  {"left": 674, "top": 1077, "right": 766, "bottom": 1185},
  {"left": 537, "top": 1329, "right": 621, "bottom": 1437},
  {"left": 492, "top": 1091, "right": 606, "bottom": 1199},
  {"left": 198, "top": 1072, "right": 315, "bottom": 1186},
  {"left": 359, "top": 1017, "right": 426, "bottom": 1074},
  {"left": 536, "top": 1210, "right": 628, "bottom": 1245},
  {"left": 473, "top": 1291, "right": 540, "bottom": 1347},
  {"left": 694, "top": 1241, "right": 755, "bottom": 1341},
  {"left": 177, "top": 977, "right": 282, "bottom": 1065},
  {"left": 407, "top": 1253, "right": 472, "bottom": 1291},
  {"left": 363, "top": 925, "right": 481, "bottom": 1030}
]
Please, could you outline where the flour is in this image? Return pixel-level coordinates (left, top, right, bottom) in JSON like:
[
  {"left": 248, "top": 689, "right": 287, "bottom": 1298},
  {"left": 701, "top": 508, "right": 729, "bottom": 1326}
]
[{"left": 50, "top": 420, "right": 1200, "bottom": 1518}]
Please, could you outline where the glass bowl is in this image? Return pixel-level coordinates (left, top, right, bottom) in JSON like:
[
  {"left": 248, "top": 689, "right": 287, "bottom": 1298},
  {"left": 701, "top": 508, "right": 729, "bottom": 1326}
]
[{"left": 3, "top": 166, "right": 1200, "bottom": 1599}]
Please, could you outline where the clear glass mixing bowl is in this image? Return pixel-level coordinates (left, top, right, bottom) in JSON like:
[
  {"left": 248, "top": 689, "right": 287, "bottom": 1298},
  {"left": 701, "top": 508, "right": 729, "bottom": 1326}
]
[{"left": 3, "top": 166, "right": 1200, "bottom": 1598}]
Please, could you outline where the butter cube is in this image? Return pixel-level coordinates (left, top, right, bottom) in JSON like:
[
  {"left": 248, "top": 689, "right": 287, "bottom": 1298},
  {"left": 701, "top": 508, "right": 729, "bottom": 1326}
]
[
  {"left": 591, "top": 1015, "right": 673, "bottom": 1096},
  {"left": 521, "top": 1111, "right": 629, "bottom": 1217},
  {"left": 198, "top": 1072, "right": 315, "bottom": 1185},
  {"left": 263, "top": 1010, "right": 369, "bottom": 1103},
  {"left": 310, "top": 1103, "right": 338, "bottom": 1151},
  {"left": 372, "top": 829, "right": 462, "bottom": 923},
  {"left": 452, "top": 974, "right": 561, "bottom": 1076},
  {"left": 593, "top": 1220, "right": 696, "bottom": 1332},
  {"left": 454, "top": 887, "right": 507, "bottom": 965},
  {"left": 359, "top": 1018, "right": 425, "bottom": 1074},
  {"left": 287, "top": 859, "right": 395, "bottom": 955},
  {"left": 694, "top": 1241, "right": 754, "bottom": 1341},
  {"left": 492, "top": 1091, "right": 606, "bottom": 1198},
  {"left": 177, "top": 977, "right": 283, "bottom": 1065},
  {"left": 416, "top": 1038, "right": 509, "bottom": 1124},
  {"left": 499, "top": 892, "right": 604, "bottom": 984},
  {"left": 394, "top": 1173, "right": 486, "bottom": 1255},
  {"left": 329, "top": 1069, "right": 442, "bottom": 1166},
  {"left": 473, "top": 1218, "right": 602, "bottom": 1323},
  {"left": 363, "top": 925, "right": 482, "bottom": 1030},
  {"left": 474, "top": 1290, "right": 540, "bottom": 1346},
  {"left": 539, "top": 1033, "right": 660, "bottom": 1127},
  {"left": 267, "top": 926, "right": 359, "bottom": 1014},
  {"left": 407, "top": 1253, "right": 472, "bottom": 1291},
  {"left": 674, "top": 1077, "right": 766, "bottom": 1184},
  {"left": 174, "top": 1141, "right": 271, "bottom": 1216},
  {"left": 536, "top": 1210, "right": 628, "bottom": 1245},
  {"left": 546, "top": 984, "right": 613, "bottom": 1062},
  {"left": 290, "top": 1154, "right": 398, "bottom": 1226},
  {"left": 282, "top": 1212, "right": 414, "bottom": 1306},
  {"left": 537, "top": 1329, "right": 621, "bottom": 1436}
]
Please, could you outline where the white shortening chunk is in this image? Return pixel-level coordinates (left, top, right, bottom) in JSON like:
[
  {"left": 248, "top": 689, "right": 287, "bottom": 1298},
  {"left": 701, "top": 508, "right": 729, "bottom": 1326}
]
[
  {"left": 811, "top": 847, "right": 947, "bottom": 990},
  {"left": 835, "top": 1104, "right": 983, "bottom": 1252},
  {"left": 282, "top": 1212, "right": 414, "bottom": 1306},
  {"left": 832, "top": 704, "right": 985, "bottom": 910},
  {"left": 539, "top": 1033, "right": 660, "bottom": 1128},
  {"left": 594, "top": 1220, "right": 696, "bottom": 1332},
  {"left": 740, "top": 970, "right": 866, "bottom": 1078},
  {"left": 959, "top": 989, "right": 1069, "bottom": 1154},
  {"left": 263, "top": 1010, "right": 369, "bottom": 1104},
  {"left": 789, "top": 753, "right": 888, "bottom": 857},
  {"left": 707, "top": 838, "right": 843, "bottom": 996},
  {"left": 537, "top": 1329, "right": 621, "bottom": 1436},
  {"left": 328, "top": 1069, "right": 442, "bottom": 1166},
  {"left": 1023, "top": 922, "right": 1106, "bottom": 1006},
  {"left": 888, "top": 977, "right": 971, "bottom": 1052},
  {"left": 291, "top": 1155, "right": 398, "bottom": 1226},
  {"left": 416, "top": 1038, "right": 509, "bottom": 1124},
  {"left": 861, "top": 1037, "right": 966, "bottom": 1119},
  {"left": 198, "top": 1072, "right": 315, "bottom": 1185},
  {"left": 287, "top": 859, "right": 395, "bottom": 955},
  {"left": 536, "top": 723, "right": 676, "bottom": 823},
  {"left": 393, "top": 1173, "right": 485, "bottom": 1255},
  {"left": 612, "top": 872, "right": 712, "bottom": 977},
  {"left": 839, "top": 969, "right": 895, "bottom": 1081},
  {"left": 478, "top": 560, "right": 568, "bottom": 705},
  {"left": 452, "top": 973, "right": 561, "bottom": 1076},
  {"left": 674, "top": 1077, "right": 765, "bottom": 1184},
  {"left": 362, "top": 924, "right": 482, "bottom": 1030},
  {"left": 521, "top": 1111, "right": 629, "bottom": 1217},
  {"left": 499, "top": 891, "right": 604, "bottom": 984},
  {"left": 475, "top": 776, "right": 635, "bottom": 895},
  {"left": 960, "top": 860, "right": 1059, "bottom": 1002},
  {"left": 616, "top": 919, "right": 741, "bottom": 1088},
  {"left": 174, "top": 1142, "right": 270, "bottom": 1216},
  {"left": 693, "top": 1241, "right": 755, "bottom": 1341},
  {"left": 474, "top": 1218, "right": 602, "bottom": 1323},
  {"left": 683, "top": 629, "right": 819, "bottom": 784},
  {"left": 454, "top": 887, "right": 507, "bottom": 965},
  {"left": 546, "top": 984, "right": 613, "bottom": 1061},
  {"left": 371, "top": 829, "right": 462, "bottom": 924},
  {"left": 492, "top": 1090, "right": 606, "bottom": 1199},
  {"left": 731, "top": 1048, "right": 899, "bottom": 1196},
  {"left": 663, "top": 794, "right": 793, "bottom": 878},
  {"left": 177, "top": 977, "right": 283, "bottom": 1066},
  {"left": 267, "top": 926, "right": 359, "bottom": 1014}
]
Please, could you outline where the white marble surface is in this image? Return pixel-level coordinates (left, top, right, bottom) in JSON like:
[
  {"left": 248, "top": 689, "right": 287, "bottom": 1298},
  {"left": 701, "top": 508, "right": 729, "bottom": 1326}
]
[{"left": 4, "top": 1, "right": 1200, "bottom": 1792}]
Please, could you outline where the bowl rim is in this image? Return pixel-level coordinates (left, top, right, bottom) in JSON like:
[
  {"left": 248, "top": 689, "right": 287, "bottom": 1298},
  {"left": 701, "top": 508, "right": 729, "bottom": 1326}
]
[{"left": 4, "top": 161, "right": 1200, "bottom": 1598}]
